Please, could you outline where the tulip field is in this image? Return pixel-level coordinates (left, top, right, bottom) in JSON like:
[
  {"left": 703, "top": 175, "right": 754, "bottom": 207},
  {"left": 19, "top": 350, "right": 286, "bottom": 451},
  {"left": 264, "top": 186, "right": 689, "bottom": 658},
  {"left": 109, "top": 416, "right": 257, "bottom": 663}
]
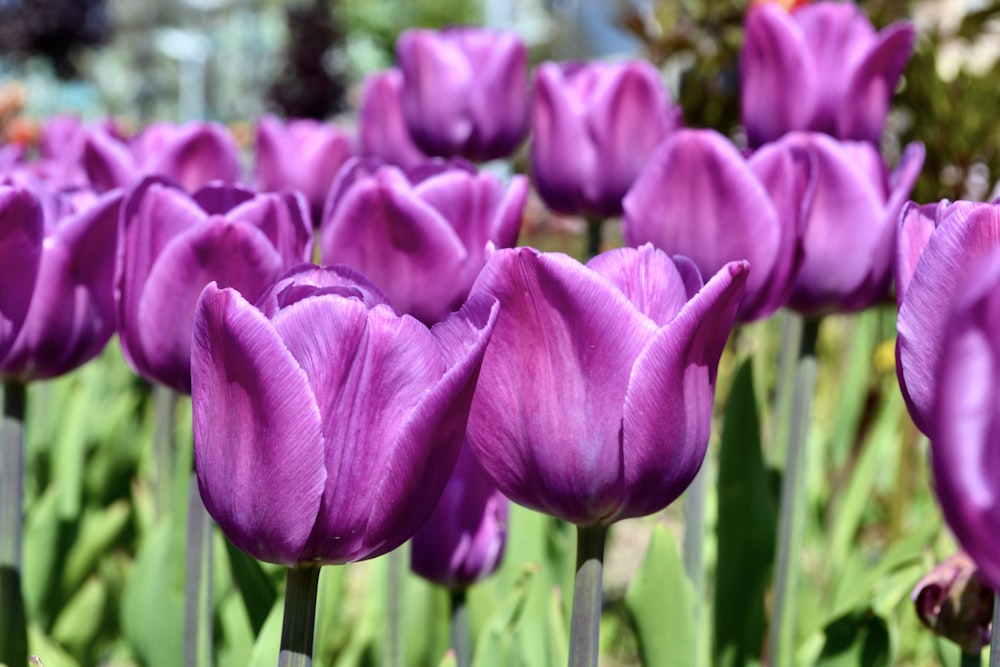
[{"left": 2, "top": 1, "right": 1000, "bottom": 666}]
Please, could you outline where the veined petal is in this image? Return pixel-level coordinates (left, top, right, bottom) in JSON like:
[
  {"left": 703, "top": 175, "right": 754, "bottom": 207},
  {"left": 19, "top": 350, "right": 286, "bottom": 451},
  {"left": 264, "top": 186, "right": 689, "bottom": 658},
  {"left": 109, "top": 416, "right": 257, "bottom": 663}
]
[
  {"left": 467, "top": 248, "right": 657, "bottom": 525},
  {"left": 617, "top": 260, "right": 747, "bottom": 522},
  {"left": 192, "top": 284, "right": 326, "bottom": 566},
  {"left": 228, "top": 192, "right": 314, "bottom": 267},
  {"left": 896, "top": 200, "right": 953, "bottom": 307},
  {"left": 587, "top": 244, "right": 696, "bottom": 327},
  {"left": 0, "top": 187, "right": 43, "bottom": 360}
]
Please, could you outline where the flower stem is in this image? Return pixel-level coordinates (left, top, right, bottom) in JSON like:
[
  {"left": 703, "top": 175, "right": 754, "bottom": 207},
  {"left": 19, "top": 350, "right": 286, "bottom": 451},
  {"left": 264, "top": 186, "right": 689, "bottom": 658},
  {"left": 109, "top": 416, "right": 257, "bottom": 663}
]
[
  {"left": 769, "top": 317, "right": 820, "bottom": 667},
  {"left": 0, "top": 381, "right": 27, "bottom": 667},
  {"left": 153, "top": 384, "right": 179, "bottom": 521},
  {"left": 387, "top": 547, "right": 405, "bottom": 667},
  {"left": 449, "top": 588, "right": 471, "bottom": 667},
  {"left": 568, "top": 523, "right": 609, "bottom": 667},
  {"left": 682, "top": 464, "right": 706, "bottom": 627},
  {"left": 278, "top": 564, "right": 322, "bottom": 667},
  {"left": 185, "top": 472, "right": 214, "bottom": 667},
  {"left": 585, "top": 217, "right": 604, "bottom": 260},
  {"left": 990, "top": 590, "right": 1000, "bottom": 667}
]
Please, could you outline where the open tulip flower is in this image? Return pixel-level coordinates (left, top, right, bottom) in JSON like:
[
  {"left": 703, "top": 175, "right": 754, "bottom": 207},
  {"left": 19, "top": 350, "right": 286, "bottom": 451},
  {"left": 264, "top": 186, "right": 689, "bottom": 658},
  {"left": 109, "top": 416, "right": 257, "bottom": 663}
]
[
  {"left": 0, "top": 182, "right": 123, "bottom": 381},
  {"left": 466, "top": 244, "right": 747, "bottom": 526},
  {"left": 896, "top": 200, "right": 1000, "bottom": 437},
  {"left": 622, "top": 128, "right": 802, "bottom": 322},
  {"left": 0, "top": 186, "right": 44, "bottom": 361},
  {"left": 83, "top": 120, "right": 242, "bottom": 193},
  {"left": 320, "top": 158, "right": 527, "bottom": 324},
  {"left": 358, "top": 69, "right": 430, "bottom": 171},
  {"left": 397, "top": 27, "right": 528, "bottom": 162},
  {"left": 191, "top": 265, "right": 499, "bottom": 566},
  {"left": 532, "top": 59, "right": 682, "bottom": 218},
  {"left": 741, "top": 1, "right": 915, "bottom": 147},
  {"left": 117, "top": 177, "right": 313, "bottom": 393},
  {"left": 253, "top": 115, "right": 354, "bottom": 225},
  {"left": 931, "top": 247, "right": 1000, "bottom": 593}
]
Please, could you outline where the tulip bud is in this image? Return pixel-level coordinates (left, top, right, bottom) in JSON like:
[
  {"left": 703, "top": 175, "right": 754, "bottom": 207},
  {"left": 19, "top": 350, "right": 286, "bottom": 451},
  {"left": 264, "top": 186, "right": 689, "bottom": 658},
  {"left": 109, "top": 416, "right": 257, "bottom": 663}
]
[{"left": 912, "top": 552, "right": 993, "bottom": 654}]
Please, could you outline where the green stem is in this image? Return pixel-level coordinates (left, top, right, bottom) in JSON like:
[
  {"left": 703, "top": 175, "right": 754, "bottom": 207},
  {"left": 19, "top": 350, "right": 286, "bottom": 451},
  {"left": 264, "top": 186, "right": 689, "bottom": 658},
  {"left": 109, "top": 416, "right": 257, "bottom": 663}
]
[
  {"left": 277, "top": 564, "right": 322, "bottom": 667},
  {"left": 568, "top": 524, "right": 609, "bottom": 667},
  {"left": 449, "top": 588, "right": 471, "bottom": 667},
  {"left": 185, "top": 472, "right": 214, "bottom": 667},
  {"left": 682, "top": 464, "right": 706, "bottom": 620},
  {"left": 769, "top": 317, "right": 820, "bottom": 667},
  {"left": 990, "top": 590, "right": 1000, "bottom": 667},
  {"left": 153, "top": 384, "right": 179, "bottom": 521},
  {"left": 386, "top": 547, "right": 405, "bottom": 667},
  {"left": 963, "top": 650, "right": 982, "bottom": 667},
  {"left": 0, "top": 381, "right": 27, "bottom": 667},
  {"left": 585, "top": 217, "right": 604, "bottom": 260}
]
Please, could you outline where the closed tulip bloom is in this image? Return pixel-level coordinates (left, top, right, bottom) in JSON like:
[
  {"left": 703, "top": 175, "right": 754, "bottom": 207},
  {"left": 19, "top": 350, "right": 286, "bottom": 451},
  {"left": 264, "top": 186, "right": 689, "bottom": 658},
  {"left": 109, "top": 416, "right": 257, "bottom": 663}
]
[
  {"left": 466, "top": 245, "right": 747, "bottom": 525},
  {"left": 320, "top": 158, "right": 526, "bottom": 324},
  {"left": 192, "top": 265, "right": 499, "bottom": 565},
  {"left": 895, "top": 200, "right": 1000, "bottom": 437},
  {"left": 117, "top": 177, "right": 313, "bottom": 393},
  {"left": 0, "top": 186, "right": 44, "bottom": 360},
  {"left": 622, "top": 128, "right": 802, "bottom": 322},
  {"left": 253, "top": 115, "right": 354, "bottom": 224},
  {"left": 411, "top": 443, "right": 508, "bottom": 589},
  {"left": 532, "top": 60, "right": 682, "bottom": 217},
  {"left": 83, "top": 121, "right": 242, "bottom": 193},
  {"left": 931, "top": 247, "right": 1000, "bottom": 592},
  {"left": 741, "top": 1, "right": 915, "bottom": 147},
  {"left": 783, "top": 132, "right": 923, "bottom": 315},
  {"left": 397, "top": 27, "right": 528, "bottom": 162},
  {"left": 358, "top": 69, "right": 430, "bottom": 171},
  {"left": 1, "top": 186, "right": 123, "bottom": 380}
]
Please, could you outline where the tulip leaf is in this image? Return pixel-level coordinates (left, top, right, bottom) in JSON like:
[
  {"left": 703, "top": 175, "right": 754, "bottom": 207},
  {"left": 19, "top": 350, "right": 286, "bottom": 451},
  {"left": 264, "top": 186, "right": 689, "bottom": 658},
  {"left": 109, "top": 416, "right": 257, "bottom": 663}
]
[
  {"left": 27, "top": 624, "right": 81, "bottom": 667},
  {"left": 60, "top": 499, "right": 131, "bottom": 599},
  {"left": 471, "top": 566, "right": 534, "bottom": 667},
  {"left": 22, "top": 485, "right": 63, "bottom": 625},
  {"left": 223, "top": 538, "right": 278, "bottom": 636},
  {"left": 814, "top": 607, "right": 891, "bottom": 667},
  {"left": 121, "top": 518, "right": 184, "bottom": 667},
  {"left": 545, "top": 586, "right": 569, "bottom": 667},
  {"left": 624, "top": 521, "right": 696, "bottom": 667},
  {"left": 215, "top": 589, "right": 255, "bottom": 667},
  {"left": 51, "top": 576, "right": 107, "bottom": 656},
  {"left": 247, "top": 596, "right": 283, "bottom": 667},
  {"left": 714, "top": 356, "right": 775, "bottom": 667}
]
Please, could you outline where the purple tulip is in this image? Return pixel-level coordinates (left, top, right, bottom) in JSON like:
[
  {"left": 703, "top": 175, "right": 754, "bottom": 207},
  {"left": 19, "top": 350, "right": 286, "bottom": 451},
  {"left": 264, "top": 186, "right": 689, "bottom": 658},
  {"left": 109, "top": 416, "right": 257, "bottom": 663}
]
[
  {"left": 622, "top": 128, "right": 802, "bottom": 322},
  {"left": 397, "top": 27, "right": 528, "bottom": 162},
  {"left": 117, "top": 177, "right": 313, "bottom": 393},
  {"left": 191, "top": 265, "right": 499, "bottom": 565},
  {"left": 741, "top": 2, "right": 915, "bottom": 147},
  {"left": 782, "top": 132, "right": 923, "bottom": 316},
  {"left": 253, "top": 115, "right": 354, "bottom": 224},
  {"left": 83, "top": 121, "right": 242, "bottom": 193},
  {"left": 358, "top": 69, "right": 430, "bottom": 171},
  {"left": 895, "top": 200, "right": 1000, "bottom": 437},
  {"left": 931, "top": 246, "right": 1000, "bottom": 591},
  {"left": 411, "top": 443, "right": 507, "bottom": 589},
  {"left": 0, "top": 186, "right": 44, "bottom": 360},
  {"left": 319, "top": 158, "right": 527, "bottom": 324},
  {"left": 911, "top": 551, "right": 993, "bottom": 654},
  {"left": 465, "top": 244, "right": 747, "bottom": 526},
  {"left": 532, "top": 59, "right": 682, "bottom": 218},
  {"left": 0, "top": 186, "right": 123, "bottom": 380}
]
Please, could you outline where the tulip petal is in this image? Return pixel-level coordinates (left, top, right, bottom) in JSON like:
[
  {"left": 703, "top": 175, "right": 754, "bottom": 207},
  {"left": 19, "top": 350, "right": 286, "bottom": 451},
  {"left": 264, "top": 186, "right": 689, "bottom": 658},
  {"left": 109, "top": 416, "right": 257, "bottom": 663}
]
[
  {"left": 82, "top": 129, "right": 137, "bottom": 192},
  {"left": 135, "top": 220, "right": 285, "bottom": 392},
  {"left": 467, "top": 248, "right": 657, "bottom": 525},
  {"left": 460, "top": 30, "right": 527, "bottom": 160},
  {"left": 192, "top": 284, "right": 326, "bottom": 566},
  {"left": 228, "top": 192, "right": 314, "bottom": 267},
  {"left": 587, "top": 244, "right": 695, "bottom": 327},
  {"left": 192, "top": 182, "right": 256, "bottom": 216},
  {"left": 358, "top": 69, "right": 429, "bottom": 171},
  {"left": 932, "top": 252, "right": 1000, "bottom": 589},
  {"left": 741, "top": 4, "right": 817, "bottom": 147},
  {"left": 144, "top": 122, "right": 242, "bottom": 191},
  {"left": 896, "top": 201, "right": 948, "bottom": 308},
  {"left": 622, "top": 129, "right": 783, "bottom": 322},
  {"left": 0, "top": 188, "right": 43, "bottom": 359},
  {"left": 839, "top": 21, "right": 915, "bottom": 143},
  {"left": 618, "top": 260, "right": 747, "bottom": 521},
  {"left": 897, "top": 204, "right": 1000, "bottom": 435}
]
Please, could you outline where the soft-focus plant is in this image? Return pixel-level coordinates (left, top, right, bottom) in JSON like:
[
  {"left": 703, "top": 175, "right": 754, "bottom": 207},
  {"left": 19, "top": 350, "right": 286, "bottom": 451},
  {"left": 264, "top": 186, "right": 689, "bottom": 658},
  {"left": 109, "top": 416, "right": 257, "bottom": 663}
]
[
  {"left": 357, "top": 69, "right": 430, "bottom": 171},
  {"left": 319, "top": 157, "right": 526, "bottom": 325},
  {"left": 83, "top": 121, "right": 242, "bottom": 193},
  {"left": 253, "top": 115, "right": 354, "bottom": 225},
  {"left": 116, "top": 177, "right": 313, "bottom": 394},
  {"left": 396, "top": 27, "right": 528, "bottom": 162},
  {"left": 530, "top": 59, "right": 681, "bottom": 219},
  {"left": 0, "top": 186, "right": 43, "bottom": 361}
]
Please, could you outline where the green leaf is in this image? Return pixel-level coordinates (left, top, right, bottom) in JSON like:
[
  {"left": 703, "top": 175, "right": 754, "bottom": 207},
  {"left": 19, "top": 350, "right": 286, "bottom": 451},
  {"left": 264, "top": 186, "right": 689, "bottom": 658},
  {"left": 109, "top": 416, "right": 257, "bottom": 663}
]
[
  {"left": 22, "top": 485, "right": 63, "bottom": 624},
  {"left": 247, "top": 596, "right": 283, "bottom": 667},
  {"left": 471, "top": 566, "right": 535, "bottom": 667},
  {"left": 815, "top": 608, "right": 891, "bottom": 667},
  {"left": 50, "top": 576, "right": 107, "bottom": 655},
  {"left": 60, "top": 499, "right": 130, "bottom": 599},
  {"left": 624, "top": 522, "right": 697, "bottom": 667},
  {"left": 223, "top": 538, "right": 278, "bottom": 636},
  {"left": 714, "top": 357, "right": 775, "bottom": 667}
]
